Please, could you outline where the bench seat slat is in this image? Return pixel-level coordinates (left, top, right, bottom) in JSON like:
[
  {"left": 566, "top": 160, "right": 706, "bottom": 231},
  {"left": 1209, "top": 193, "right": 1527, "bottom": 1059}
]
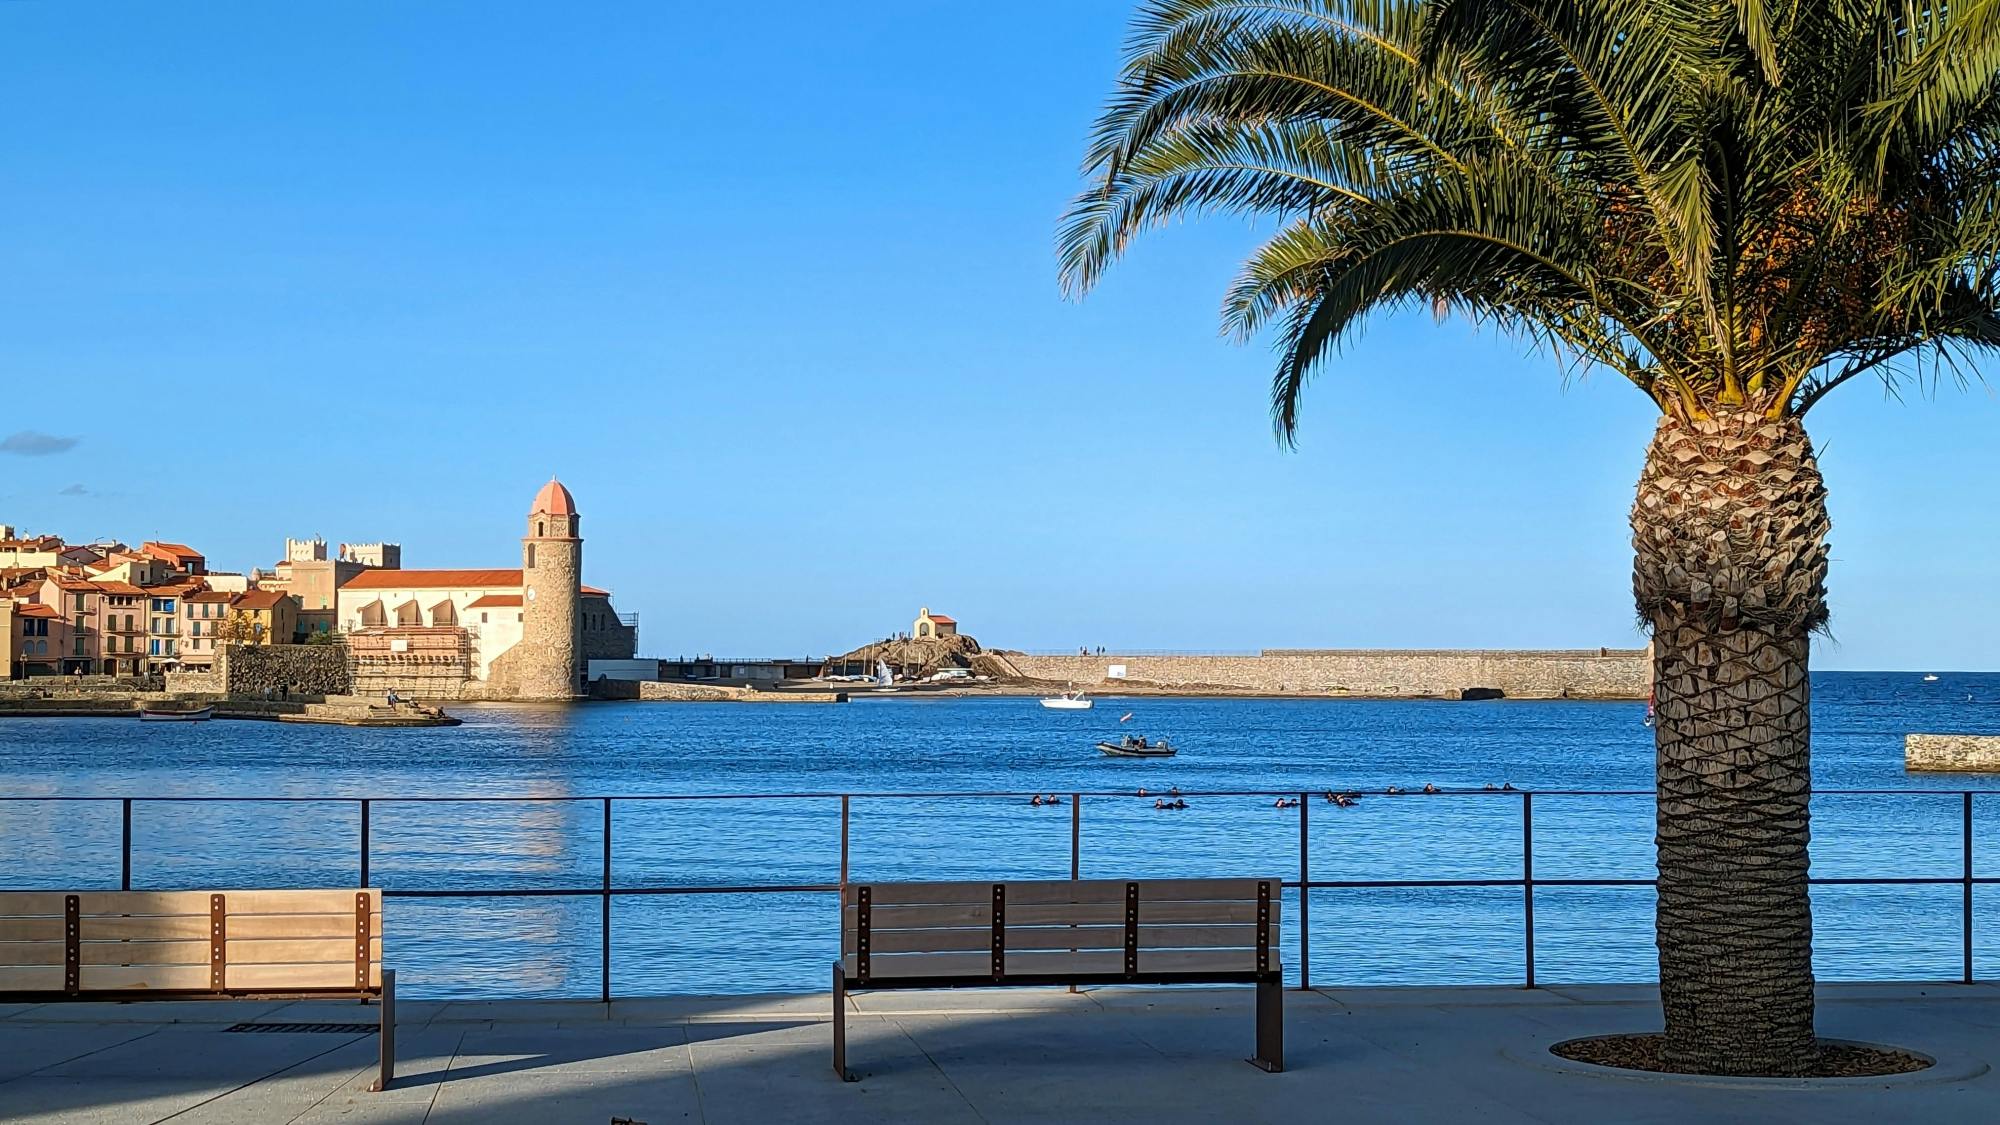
[
  {"left": 0, "top": 918, "right": 65, "bottom": 942},
  {"left": 0, "top": 966, "right": 65, "bottom": 991},
  {"left": 856, "top": 923, "right": 1267, "bottom": 955},
  {"left": 844, "top": 901, "right": 1267, "bottom": 927},
  {"left": 0, "top": 891, "right": 382, "bottom": 919},
  {"left": 841, "top": 902, "right": 1268, "bottom": 931},
  {"left": 847, "top": 879, "right": 1264, "bottom": 909},
  {"left": 0, "top": 942, "right": 65, "bottom": 967},
  {"left": 79, "top": 941, "right": 209, "bottom": 966},
  {"left": 1138, "top": 949, "right": 1261, "bottom": 974},
  {"left": 227, "top": 937, "right": 381, "bottom": 965},
  {"left": 231, "top": 962, "right": 380, "bottom": 990},
  {"left": 81, "top": 965, "right": 215, "bottom": 991}
]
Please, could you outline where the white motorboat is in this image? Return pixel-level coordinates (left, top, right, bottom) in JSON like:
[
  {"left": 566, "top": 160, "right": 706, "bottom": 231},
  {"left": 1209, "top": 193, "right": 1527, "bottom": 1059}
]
[
  {"left": 1924, "top": 674, "right": 1940, "bottom": 682},
  {"left": 1041, "top": 686, "right": 1092, "bottom": 710}
]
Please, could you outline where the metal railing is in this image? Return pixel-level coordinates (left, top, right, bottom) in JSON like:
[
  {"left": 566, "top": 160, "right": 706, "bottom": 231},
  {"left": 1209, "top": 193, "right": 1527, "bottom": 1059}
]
[{"left": 2, "top": 788, "right": 1991, "bottom": 999}]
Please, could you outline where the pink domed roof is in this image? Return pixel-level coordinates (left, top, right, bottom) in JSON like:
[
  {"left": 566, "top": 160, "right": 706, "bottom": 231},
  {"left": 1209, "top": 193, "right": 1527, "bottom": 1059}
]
[{"left": 530, "top": 477, "right": 577, "bottom": 517}]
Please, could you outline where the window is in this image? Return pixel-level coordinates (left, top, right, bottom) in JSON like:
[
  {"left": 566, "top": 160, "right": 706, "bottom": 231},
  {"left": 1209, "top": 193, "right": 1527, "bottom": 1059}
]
[
  {"left": 526, "top": 544, "right": 536, "bottom": 568},
  {"left": 192, "top": 621, "right": 201, "bottom": 637},
  {"left": 149, "top": 639, "right": 160, "bottom": 655},
  {"left": 481, "top": 612, "right": 488, "bottom": 624}
]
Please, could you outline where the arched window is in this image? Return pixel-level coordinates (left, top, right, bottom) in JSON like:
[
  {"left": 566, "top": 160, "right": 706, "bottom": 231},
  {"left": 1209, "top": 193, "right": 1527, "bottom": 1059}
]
[
  {"left": 537, "top": 520, "right": 545, "bottom": 537},
  {"left": 526, "top": 544, "right": 537, "bottom": 569}
]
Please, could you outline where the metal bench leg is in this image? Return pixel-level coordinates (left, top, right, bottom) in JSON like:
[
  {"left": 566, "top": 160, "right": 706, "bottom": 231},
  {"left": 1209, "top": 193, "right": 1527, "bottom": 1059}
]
[
  {"left": 1250, "top": 977, "right": 1283, "bottom": 1073},
  {"left": 372, "top": 969, "right": 396, "bottom": 1092},
  {"left": 833, "top": 962, "right": 856, "bottom": 1081}
]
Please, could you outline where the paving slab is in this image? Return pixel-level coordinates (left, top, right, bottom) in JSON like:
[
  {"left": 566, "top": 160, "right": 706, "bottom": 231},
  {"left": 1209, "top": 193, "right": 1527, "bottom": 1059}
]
[
  {"left": 2, "top": 1000, "right": 293, "bottom": 1024},
  {"left": 1, "top": 985, "right": 1996, "bottom": 1124}
]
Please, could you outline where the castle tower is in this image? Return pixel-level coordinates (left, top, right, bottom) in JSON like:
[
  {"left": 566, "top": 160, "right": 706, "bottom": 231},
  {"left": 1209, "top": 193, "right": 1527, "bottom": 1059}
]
[{"left": 518, "top": 477, "right": 583, "bottom": 700}]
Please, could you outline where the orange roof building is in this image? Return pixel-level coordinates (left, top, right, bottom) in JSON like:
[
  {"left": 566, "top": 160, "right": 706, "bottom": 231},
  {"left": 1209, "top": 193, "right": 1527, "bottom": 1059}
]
[
  {"left": 332, "top": 479, "right": 633, "bottom": 694},
  {"left": 141, "top": 541, "right": 205, "bottom": 575}
]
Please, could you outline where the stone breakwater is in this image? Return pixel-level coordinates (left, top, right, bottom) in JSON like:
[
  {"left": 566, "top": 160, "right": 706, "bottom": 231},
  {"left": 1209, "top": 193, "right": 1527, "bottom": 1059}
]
[
  {"left": 1003, "top": 648, "right": 1651, "bottom": 700},
  {"left": 1905, "top": 734, "right": 2000, "bottom": 772}
]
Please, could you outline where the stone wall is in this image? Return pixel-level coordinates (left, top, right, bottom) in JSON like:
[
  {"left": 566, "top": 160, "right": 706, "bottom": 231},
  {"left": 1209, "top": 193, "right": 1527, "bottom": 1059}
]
[
  {"left": 220, "top": 644, "right": 351, "bottom": 698},
  {"left": 164, "top": 670, "right": 224, "bottom": 694},
  {"left": 1003, "top": 648, "right": 1650, "bottom": 700},
  {"left": 1905, "top": 734, "right": 2000, "bottom": 772}
]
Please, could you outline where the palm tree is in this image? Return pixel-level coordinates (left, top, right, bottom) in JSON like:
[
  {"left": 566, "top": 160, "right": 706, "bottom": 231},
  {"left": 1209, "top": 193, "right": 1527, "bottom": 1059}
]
[{"left": 1062, "top": 0, "right": 2000, "bottom": 1075}]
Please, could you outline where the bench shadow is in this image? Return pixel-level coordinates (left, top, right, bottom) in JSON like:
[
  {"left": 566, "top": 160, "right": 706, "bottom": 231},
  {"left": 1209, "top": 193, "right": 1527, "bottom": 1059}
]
[{"left": 392, "top": 1019, "right": 819, "bottom": 1087}]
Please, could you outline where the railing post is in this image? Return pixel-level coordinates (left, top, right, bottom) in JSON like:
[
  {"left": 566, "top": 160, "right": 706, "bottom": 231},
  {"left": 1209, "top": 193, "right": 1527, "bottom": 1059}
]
[
  {"left": 1070, "top": 794, "right": 1081, "bottom": 881},
  {"left": 839, "top": 795, "right": 850, "bottom": 888},
  {"left": 1070, "top": 794, "right": 1083, "bottom": 996},
  {"left": 1965, "top": 791, "right": 1975, "bottom": 985},
  {"left": 601, "top": 797, "right": 612, "bottom": 1004},
  {"left": 1298, "top": 792, "right": 1310, "bottom": 991},
  {"left": 121, "top": 798, "right": 132, "bottom": 890},
  {"left": 1522, "top": 792, "right": 1535, "bottom": 989},
  {"left": 359, "top": 798, "right": 371, "bottom": 887}
]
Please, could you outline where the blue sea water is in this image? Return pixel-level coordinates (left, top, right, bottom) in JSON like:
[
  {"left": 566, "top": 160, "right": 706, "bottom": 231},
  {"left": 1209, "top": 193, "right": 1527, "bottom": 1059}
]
[{"left": 4, "top": 670, "right": 2000, "bottom": 998}]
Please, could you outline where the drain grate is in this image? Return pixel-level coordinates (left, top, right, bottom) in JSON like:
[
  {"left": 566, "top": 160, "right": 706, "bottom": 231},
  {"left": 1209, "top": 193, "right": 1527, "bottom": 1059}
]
[{"left": 225, "top": 1022, "right": 377, "bottom": 1034}]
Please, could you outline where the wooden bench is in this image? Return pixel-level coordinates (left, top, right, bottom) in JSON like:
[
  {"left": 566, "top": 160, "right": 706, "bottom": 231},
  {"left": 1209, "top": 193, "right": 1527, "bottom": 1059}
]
[
  {"left": 833, "top": 877, "right": 1282, "bottom": 1080},
  {"left": 0, "top": 889, "right": 394, "bottom": 1091}
]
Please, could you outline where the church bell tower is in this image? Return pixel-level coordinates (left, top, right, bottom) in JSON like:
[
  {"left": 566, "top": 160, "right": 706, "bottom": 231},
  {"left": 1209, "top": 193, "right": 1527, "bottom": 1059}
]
[{"left": 518, "top": 477, "right": 583, "bottom": 700}]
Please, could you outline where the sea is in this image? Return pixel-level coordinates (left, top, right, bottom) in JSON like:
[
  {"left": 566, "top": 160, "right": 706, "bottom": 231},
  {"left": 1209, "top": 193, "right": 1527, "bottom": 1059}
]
[{"left": 4, "top": 670, "right": 2000, "bottom": 998}]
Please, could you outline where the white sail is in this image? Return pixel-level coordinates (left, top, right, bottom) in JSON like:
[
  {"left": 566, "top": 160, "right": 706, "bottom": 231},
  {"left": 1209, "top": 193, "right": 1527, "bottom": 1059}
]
[{"left": 876, "top": 660, "right": 894, "bottom": 686}]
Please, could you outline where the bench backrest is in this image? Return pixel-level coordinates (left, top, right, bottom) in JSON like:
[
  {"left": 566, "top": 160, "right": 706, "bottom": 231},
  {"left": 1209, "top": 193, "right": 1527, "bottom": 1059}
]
[
  {"left": 840, "top": 878, "right": 1278, "bottom": 984},
  {"left": 0, "top": 889, "right": 382, "bottom": 998}
]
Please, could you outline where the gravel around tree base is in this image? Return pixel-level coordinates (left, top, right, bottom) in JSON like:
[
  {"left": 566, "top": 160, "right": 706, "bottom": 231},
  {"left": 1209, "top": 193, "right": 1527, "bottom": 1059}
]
[{"left": 1552, "top": 1034, "right": 1931, "bottom": 1077}]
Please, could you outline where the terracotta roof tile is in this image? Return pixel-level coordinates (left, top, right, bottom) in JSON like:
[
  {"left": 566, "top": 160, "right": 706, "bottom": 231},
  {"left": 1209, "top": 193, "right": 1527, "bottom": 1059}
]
[
  {"left": 233, "top": 590, "right": 290, "bottom": 611},
  {"left": 530, "top": 478, "right": 577, "bottom": 517},
  {"left": 341, "top": 568, "right": 611, "bottom": 598},
  {"left": 467, "top": 594, "right": 524, "bottom": 609},
  {"left": 16, "top": 603, "right": 59, "bottom": 619}
]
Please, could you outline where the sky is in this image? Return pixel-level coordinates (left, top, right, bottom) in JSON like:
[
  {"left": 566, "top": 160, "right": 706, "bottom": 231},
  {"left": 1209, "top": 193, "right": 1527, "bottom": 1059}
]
[{"left": 0, "top": 1, "right": 1995, "bottom": 670}]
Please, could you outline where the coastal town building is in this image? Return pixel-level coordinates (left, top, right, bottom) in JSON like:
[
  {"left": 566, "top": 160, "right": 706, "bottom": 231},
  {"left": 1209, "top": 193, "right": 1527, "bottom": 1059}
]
[
  {"left": 180, "top": 590, "right": 236, "bottom": 668},
  {"left": 94, "top": 582, "right": 148, "bottom": 676},
  {"left": 141, "top": 541, "right": 205, "bottom": 576},
  {"left": 913, "top": 607, "right": 957, "bottom": 639},
  {"left": 9, "top": 602, "right": 64, "bottom": 678},
  {"left": 43, "top": 575, "right": 103, "bottom": 674},
  {"left": 336, "top": 479, "right": 634, "bottom": 699},
  {"left": 0, "top": 531, "right": 63, "bottom": 569},
  {"left": 269, "top": 536, "right": 396, "bottom": 637},
  {"left": 226, "top": 589, "right": 300, "bottom": 647}
]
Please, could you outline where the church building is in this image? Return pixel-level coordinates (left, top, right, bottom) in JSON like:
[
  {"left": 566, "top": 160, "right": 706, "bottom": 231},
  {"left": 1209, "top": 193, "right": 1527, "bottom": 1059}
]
[{"left": 335, "top": 479, "right": 635, "bottom": 700}]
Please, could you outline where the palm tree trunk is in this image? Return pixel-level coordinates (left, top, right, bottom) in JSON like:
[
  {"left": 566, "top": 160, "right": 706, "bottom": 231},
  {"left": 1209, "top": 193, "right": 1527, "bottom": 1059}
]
[{"left": 1631, "top": 409, "right": 1830, "bottom": 1076}]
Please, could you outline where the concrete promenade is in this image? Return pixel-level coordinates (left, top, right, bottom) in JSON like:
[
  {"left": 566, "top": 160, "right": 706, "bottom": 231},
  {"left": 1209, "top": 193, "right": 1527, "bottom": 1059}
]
[{"left": 1, "top": 983, "right": 1995, "bottom": 1124}]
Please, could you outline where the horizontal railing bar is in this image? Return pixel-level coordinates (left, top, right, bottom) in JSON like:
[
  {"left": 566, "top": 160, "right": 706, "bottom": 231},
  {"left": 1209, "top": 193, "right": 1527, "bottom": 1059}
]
[
  {"left": 0, "top": 788, "right": 1986, "bottom": 802},
  {"left": 382, "top": 884, "right": 843, "bottom": 898},
  {"left": 16, "top": 875, "right": 1985, "bottom": 898}
]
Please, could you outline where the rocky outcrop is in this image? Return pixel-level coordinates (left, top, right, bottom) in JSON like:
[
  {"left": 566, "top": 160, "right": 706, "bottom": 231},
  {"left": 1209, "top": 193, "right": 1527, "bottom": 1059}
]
[{"left": 833, "top": 633, "right": 984, "bottom": 679}]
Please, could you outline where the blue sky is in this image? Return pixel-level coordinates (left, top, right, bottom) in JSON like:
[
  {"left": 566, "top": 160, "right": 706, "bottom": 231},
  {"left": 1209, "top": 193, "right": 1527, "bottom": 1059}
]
[{"left": 1, "top": 1, "right": 1994, "bottom": 670}]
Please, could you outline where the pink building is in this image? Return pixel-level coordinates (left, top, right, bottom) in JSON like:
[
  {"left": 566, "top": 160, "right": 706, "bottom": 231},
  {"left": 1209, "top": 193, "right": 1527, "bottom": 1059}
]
[
  {"left": 9, "top": 602, "right": 66, "bottom": 678},
  {"left": 41, "top": 575, "right": 103, "bottom": 674}
]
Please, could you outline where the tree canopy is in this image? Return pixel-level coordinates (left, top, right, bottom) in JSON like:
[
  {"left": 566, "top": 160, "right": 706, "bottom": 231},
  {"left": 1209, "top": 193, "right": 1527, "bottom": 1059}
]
[{"left": 1060, "top": 0, "right": 2000, "bottom": 437}]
